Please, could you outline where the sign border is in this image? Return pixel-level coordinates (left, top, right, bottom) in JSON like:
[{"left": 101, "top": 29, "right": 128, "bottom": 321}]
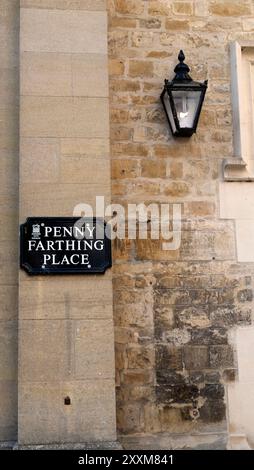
[{"left": 20, "top": 217, "right": 112, "bottom": 275}]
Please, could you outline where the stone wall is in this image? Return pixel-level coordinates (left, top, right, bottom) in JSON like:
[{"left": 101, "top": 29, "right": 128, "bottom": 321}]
[
  {"left": 0, "top": 0, "right": 19, "bottom": 443},
  {"left": 108, "top": 0, "right": 254, "bottom": 448},
  {"left": 18, "top": 0, "right": 117, "bottom": 446},
  {"left": 1, "top": 0, "right": 254, "bottom": 449}
]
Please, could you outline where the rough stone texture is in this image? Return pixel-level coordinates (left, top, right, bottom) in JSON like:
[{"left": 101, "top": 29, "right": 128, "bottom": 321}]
[
  {"left": 0, "top": 0, "right": 19, "bottom": 443},
  {"left": 108, "top": 0, "right": 254, "bottom": 449},
  {"left": 121, "top": 432, "right": 227, "bottom": 450}
]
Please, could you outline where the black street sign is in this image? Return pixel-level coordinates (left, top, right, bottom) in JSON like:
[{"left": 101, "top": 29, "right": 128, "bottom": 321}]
[{"left": 20, "top": 217, "right": 112, "bottom": 275}]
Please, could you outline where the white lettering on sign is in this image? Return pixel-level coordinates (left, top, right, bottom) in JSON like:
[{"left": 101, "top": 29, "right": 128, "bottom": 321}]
[
  {"left": 28, "top": 239, "right": 104, "bottom": 252},
  {"left": 43, "top": 225, "right": 95, "bottom": 238},
  {"left": 21, "top": 218, "right": 111, "bottom": 275},
  {"left": 43, "top": 254, "right": 89, "bottom": 265},
  {"left": 27, "top": 223, "right": 105, "bottom": 269}
]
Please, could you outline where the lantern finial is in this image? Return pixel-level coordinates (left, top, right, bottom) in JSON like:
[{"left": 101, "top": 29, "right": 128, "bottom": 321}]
[
  {"left": 174, "top": 50, "right": 192, "bottom": 81},
  {"left": 178, "top": 50, "right": 185, "bottom": 62}
]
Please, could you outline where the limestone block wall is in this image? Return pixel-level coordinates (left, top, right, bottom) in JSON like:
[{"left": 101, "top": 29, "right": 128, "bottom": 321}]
[
  {"left": 19, "top": 0, "right": 116, "bottom": 445},
  {"left": 0, "top": 0, "right": 19, "bottom": 443},
  {"left": 108, "top": 0, "right": 254, "bottom": 448},
  {"left": 1, "top": 0, "right": 254, "bottom": 449}
]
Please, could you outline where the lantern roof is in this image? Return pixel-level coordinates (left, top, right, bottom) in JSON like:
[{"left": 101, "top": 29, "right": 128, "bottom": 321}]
[{"left": 173, "top": 50, "right": 193, "bottom": 82}]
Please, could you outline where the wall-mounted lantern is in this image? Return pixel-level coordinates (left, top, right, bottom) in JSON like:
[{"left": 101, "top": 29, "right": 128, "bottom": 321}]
[{"left": 161, "top": 50, "right": 208, "bottom": 137}]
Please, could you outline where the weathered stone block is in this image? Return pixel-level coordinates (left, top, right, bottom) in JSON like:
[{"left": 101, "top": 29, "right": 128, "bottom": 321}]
[
  {"left": 156, "top": 383, "right": 199, "bottom": 404},
  {"left": 183, "top": 346, "right": 209, "bottom": 369},
  {"left": 20, "top": 9, "right": 107, "bottom": 54},
  {"left": 0, "top": 286, "right": 18, "bottom": 322},
  {"left": 115, "top": 327, "right": 136, "bottom": 348},
  {"left": 209, "top": 345, "right": 234, "bottom": 368},
  {"left": 184, "top": 201, "right": 216, "bottom": 217},
  {"left": 60, "top": 156, "right": 110, "bottom": 184},
  {"left": 115, "top": 0, "right": 144, "bottom": 15},
  {"left": 163, "top": 182, "right": 190, "bottom": 197},
  {"left": 0, "top": 241, "right": 18, "bottom": 286},
  {"left": 191, "top": 327, "right": 228, "bottom": 345},
  {"left": 209, "top": 1, "right": 251, "bottom": 17},
  {"left": 140, "top": 19, "right": 162, "bottom": 29},
  {"left": 169, "top": 162, "right": 183, "bottom": 179},
  {"left": 237, "top": 289, "right": 253, "bottom": 302},
  {"left": 127, "top": 346, "right": 154, "bottom": 369},
  {"left": 131, "top": 31, "right": 154, "bottom": 49},
  {"left": 173, "top": 2, "right": 193, "bottom": 16},
  {"left": 20, "top": 1, "right": 106, "bottom": 9},
  {"left": 20, "top": 182, "right": 110, "bottom": 217},
  {"left": 0, "top": 322, "right": 17, "bottom": 380},
  {"left": 112, "top": 142, "right": 149, "bottom": 157},
  {"left": 0, "top": 380, "right": 17, "bottom": 441},
  {"left": 135, "top": 238, "right": 180, "bottom": 262},
  {"left": 20, "top": 278, "right": 113, "bottom": 320},
  {"left": 21, "top": 52, "right": 72, "bottom": 96},
  {"left": 143, "top": 403, "right": 161, "bottom": 434},
  {"left": 0, "top": 105, "right": 19, "bottom": 151},
  {"left": 141, "top": 160, "right": 166, "bottom": 178},
  {"left": 210, "top": 306, "right": 236, "bottom": 327},
  {"left": 222, "top": 369, "right": 236, "bottom": 382},
  {"left": 18, "top": 380, "right": 116, "bottom": 444},
  {"left": 156, "top": 344, "right": 183, "bottom": 371},
  {"left": 110, "top": 17, "right": 137, "bottom": 29},
  {"left": 110, "top": 79, "right": 140, "bottom": 92},
  {"left": 199, "top": 399, "right": 226, "bottom": 423},
  {"left": 108, "top": 30, "right": 129, "bottom": 56},
  {"left": 111, "top": 126, "right": 133, "bottom": 141},
  {"left": 148, "top": 1, "right": 170, "bottom": 16},
  {"left": 110, "top": 108, "right": 129, "bottom": 123},
  {"left": 20, "top": 138, "right": 60, "bottom": 183},
  {"left": 165, "top": 19, "right": 190, "bottom": 31},
  {"left": 123, "top": 370, "right": 154, "bottom": 386},
  {"left": 175, "top": 305, "right": 211, "bottom": 329},
  {"left": 156, "top": 370, "right": 185, "bottom": 385},
  {"left": 146, "top": 50, "right": 171, "bottom": 59},
  {"left": 71, "top": 54, "right": 109, "bottom": 97},
  {"left": 75, "top": 320, "right": 115, "bottom": 379},
  {"left": 114, "top": 303, "right": 153, "bottom": 329},
  {"left": 129, "top": 60, "right": 153, "bottom": 78},
  {"left": 189, "top": 371, "right": 205, "bottom": 384},
  {"left": 21, "top": 96, "right": 109, "bottom": 138},
  {"left": 201, "top": 384, "right": 224, "bottom": 400},
  {"left": 117, "top": 402, "right": 144, "bottom": 434},
  {"left": 60, "top": 138, "right": 109, "bottom": 158},
  {"left": 112, "top": 159, "right": 139, "bottom": 179},
  {"left": 204, "top": 371, "right": 221, "bottom": 384},
  {"left": 19, "top": 320, "right": 74, "bottom": 381},
  {"left": 109, "top": 58, "right": 125, "bottom": 76},
  {"left": 113, "top": 238, "right": 134, "bottom": 262}
]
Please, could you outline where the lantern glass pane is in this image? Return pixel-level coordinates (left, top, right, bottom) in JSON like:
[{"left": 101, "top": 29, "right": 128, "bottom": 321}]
[
  {"left": 172, "top": 89, "right": 202, "bottom": 129},
  {"left": 163, "top": 92, "right": 177, "bottom": 134}
]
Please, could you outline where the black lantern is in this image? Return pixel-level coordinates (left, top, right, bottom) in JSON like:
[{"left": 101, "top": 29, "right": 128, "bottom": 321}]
[{"left": 161, "top": 50, "right": 208, "bottom": 137}]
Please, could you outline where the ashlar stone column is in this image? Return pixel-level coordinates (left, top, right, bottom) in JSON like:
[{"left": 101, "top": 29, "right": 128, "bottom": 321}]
[{"left": 18, "top": 0, "right": 117, "bottom": 447}]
